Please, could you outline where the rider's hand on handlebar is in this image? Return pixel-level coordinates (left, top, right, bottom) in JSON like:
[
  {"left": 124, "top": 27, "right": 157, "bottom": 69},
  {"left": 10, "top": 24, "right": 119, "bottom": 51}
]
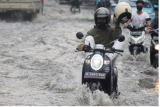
[
  {"left": 146, "top": 21, "right": 151, "bottom": 27},
  {"left": 145, "top": 30, "right": 150, "bottom": 34},
  {"left": 124, "top": 23, "right": 128, "bottom": 28},
  {"left": 77, "top": 44, "right": 84, "bottom": 51}
]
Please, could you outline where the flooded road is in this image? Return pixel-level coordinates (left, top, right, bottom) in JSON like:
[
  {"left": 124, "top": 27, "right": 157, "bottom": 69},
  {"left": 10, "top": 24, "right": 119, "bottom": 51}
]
[{"left": 0, "top": 0, "right": 158, "bottom": 106}]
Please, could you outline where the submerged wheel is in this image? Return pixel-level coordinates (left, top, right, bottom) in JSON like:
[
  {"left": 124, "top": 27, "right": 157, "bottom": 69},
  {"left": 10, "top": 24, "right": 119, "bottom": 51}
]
[
  {"left": 153, "top": 59, "right": 158, "bottom": 68},
  {"left": 89, "top": 82, "right": 100, "bottom": 91},
  {"left": 133, "top": 50, "right": 137, "bottom": 60}
]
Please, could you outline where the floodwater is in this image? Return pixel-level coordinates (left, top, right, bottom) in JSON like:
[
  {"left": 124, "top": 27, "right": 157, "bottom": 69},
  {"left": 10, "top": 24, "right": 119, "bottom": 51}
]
[{"left": 0, "top": 0, "right": 158, "bottom": 106}]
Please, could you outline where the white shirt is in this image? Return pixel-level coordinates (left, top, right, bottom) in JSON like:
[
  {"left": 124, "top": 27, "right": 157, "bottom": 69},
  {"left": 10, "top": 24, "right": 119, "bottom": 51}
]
[{"left": 131, "top": 11, "right": 149, "bottom": 28}]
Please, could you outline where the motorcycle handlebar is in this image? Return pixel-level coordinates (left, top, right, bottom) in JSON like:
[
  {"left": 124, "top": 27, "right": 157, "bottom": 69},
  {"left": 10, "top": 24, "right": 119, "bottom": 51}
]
[
  {"left": 105, "top": 49, "right": 114, "bottom": 53},
  {"left": 115, "top": 49, "right": 124, "bottom": 52},
  {"left": 76, "top": 48, "right": 124, "bottom": 53},
  {"left": 75, "top": 48, "right": 93, "bottom": 52},
  {"left": 127, "top": 25, "right": 146, "bottom": 31},
  {"left": 149, "top": 29, "right": 159, "bottom": 34},
  {"left": 111, "top": 48, "right": 124, "bottom": 52},
  {"left": 76, "top": 46, "right": 124, "bottom": 53}
]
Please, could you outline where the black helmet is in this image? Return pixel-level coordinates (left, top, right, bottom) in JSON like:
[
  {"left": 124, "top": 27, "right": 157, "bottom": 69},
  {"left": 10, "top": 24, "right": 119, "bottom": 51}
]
[{"left": 94, "top": 7, "right": 111, "bottom": 29}]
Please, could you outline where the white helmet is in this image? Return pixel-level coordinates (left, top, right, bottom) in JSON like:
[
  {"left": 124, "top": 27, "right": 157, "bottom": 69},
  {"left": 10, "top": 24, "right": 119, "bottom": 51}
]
[{"left": 114, "top": 2, "right": 132, "bottom": 23}]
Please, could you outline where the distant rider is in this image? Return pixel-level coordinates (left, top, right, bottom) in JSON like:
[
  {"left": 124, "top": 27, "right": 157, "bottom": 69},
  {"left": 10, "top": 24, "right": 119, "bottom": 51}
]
[
  {"left": 95, "top": 0, "right": 111, "bottom": 11},
  {"left": 70, "top": 0, "right": 81, "bottom": 13}
]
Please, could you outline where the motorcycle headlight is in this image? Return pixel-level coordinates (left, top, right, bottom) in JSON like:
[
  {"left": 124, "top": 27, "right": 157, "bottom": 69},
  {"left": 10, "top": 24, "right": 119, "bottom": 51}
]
[
  {"left": 137, "top": 38, "right": 144, "bottom": 44},
  {"left": 91, "top": 54, "right": 103, "bottom": 71},
  {"left": 130, "top": 38, "right": 135, "bottom": 44},
  {"left": 149, "top": 13, "right": 155, "bottom": 17},
  {"left": 155, "top": 44, "right": 159, "bottom": 50}
]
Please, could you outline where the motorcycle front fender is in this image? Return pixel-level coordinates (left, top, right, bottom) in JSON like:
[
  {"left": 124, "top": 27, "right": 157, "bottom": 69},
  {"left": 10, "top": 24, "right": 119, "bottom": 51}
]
[
  {"left": 129, "top": 44, "right": 144, "bottom": 54},
  {"left": 133, "top": 46, "right": 138, "bottom": 50},
  {"left": 89, "top": 81, "right": 101, "bottom": 91}
]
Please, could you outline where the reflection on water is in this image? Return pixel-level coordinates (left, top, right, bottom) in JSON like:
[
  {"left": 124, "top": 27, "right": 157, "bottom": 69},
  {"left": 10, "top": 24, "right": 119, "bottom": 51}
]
[
  {"left": 138, "top": 78, "right": 159, "bottom": 94},
  {"left": 153, "top": 79, "right": 159, "bottom": 94}
]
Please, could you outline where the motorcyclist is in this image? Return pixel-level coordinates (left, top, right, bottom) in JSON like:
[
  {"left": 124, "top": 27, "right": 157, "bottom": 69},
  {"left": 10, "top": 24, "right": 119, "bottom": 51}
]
[
  {"left": 70, "top": 0, "right": 81, "bottom": 13},
  {"left": 124, "top": 0, "right": 151, "bottom": 33},
  {"left": 77, "top": 4, "right": 131, "bottom": 94},
  {"left": 124, "top": 0, "right": 151, "bottom": 53},
  {"left": 77, "top": 4, "right": 131, "bottom": 61}
]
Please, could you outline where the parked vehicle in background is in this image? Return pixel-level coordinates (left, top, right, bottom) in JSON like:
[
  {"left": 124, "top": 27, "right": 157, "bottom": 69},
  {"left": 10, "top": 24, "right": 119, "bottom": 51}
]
[
  {"left": 0, "top": 0, "right": 43, "bottom": 21},
  {"left": 111, "top": 0, "right": 158, "bottom": 22}
]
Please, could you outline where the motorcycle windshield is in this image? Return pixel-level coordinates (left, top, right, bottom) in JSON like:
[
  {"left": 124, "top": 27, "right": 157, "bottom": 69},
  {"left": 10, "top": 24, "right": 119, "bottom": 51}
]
[{"left": 132, "top": 23, "right": 144, "bottom": 29}]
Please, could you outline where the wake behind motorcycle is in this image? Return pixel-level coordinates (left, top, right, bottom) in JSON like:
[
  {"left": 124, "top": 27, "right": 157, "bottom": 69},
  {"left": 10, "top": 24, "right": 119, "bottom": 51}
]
[
  {"left": 149, "top": 29, "right": 159, "bottom": 68},
  {"left": 126, "top": 18, "right": 151, "bottom": 59},
  {"left": 76, "top": 32, "right": 125, "bottom": 97}
]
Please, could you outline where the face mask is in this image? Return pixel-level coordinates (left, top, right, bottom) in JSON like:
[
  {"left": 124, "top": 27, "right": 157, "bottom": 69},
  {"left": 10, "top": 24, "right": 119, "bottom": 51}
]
[
  {"left": 137, "top": 6, "right": 143, "bottom": 11},
  {"left": 97, "top": 22, "right": 106, "bottom": 29}
]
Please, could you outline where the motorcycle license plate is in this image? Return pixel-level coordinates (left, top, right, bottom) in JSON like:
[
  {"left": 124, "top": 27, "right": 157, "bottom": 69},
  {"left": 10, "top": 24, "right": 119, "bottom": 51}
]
[{"left": 84, "top": 72, "right": 106, "bottom": 79}]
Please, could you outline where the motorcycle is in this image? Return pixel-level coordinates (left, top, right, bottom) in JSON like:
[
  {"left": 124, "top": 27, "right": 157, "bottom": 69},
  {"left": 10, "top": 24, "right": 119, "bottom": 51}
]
[
  {"left": 149, "top": 28, "right": 159, "bottom": 68},
  {"left": 126, "top": 18, "right": 151, "bottom": 59},
  {"left": 76, "top": 32, "right": 125, "bottom": 97}
]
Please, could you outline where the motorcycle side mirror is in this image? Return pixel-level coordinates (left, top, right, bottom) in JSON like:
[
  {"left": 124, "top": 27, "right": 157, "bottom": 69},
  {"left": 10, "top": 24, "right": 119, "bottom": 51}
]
[
  {"left": 76, "top": 32, "right": 84, "bottom": 39},
  {"left": 146, "top": 18, "right": 151, "bottom": 21},
  {"left": 110, "top": 41, "right": 114, "bottom": 47},
  {"left": 118, "top": 35, "right": 125, "bottom": 42}
]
